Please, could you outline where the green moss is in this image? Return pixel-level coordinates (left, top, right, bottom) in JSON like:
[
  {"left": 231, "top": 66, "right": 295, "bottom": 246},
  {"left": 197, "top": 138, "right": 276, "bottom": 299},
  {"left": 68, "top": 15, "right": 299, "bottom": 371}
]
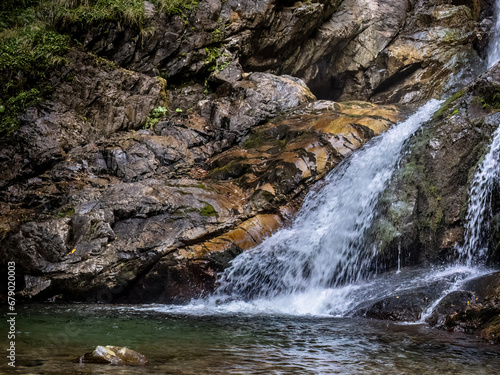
[
  {"left": 372, "top": 218, "right": 399, "bottom": 249},
  {"left": 144, "top": 105, "right": 168, "bottom": 129},
  {"left": 209, "top": 158, "right": 248, "bottom": 180},
  {"left": 44, "top": 0, "right": 147, "bottom": 28},
  {"left": 191, "top": 182, "right": 208, "bottom": 190},
  {"left": 200, "top": 203, "right": 218, "bottom": 217},
  {"left": 211, "top": 28, "right": 223, "bottom": 43},
  {"left": 243, "top": 131, "right": 288, "bottom": 150},
  {"left": 0, "top": 21, "right": 70, "bottom": 134},
  {"left": 155, "top": 0, "right": 198, "bottom": 16},
  {"left": 56, "top": 206, "right": 75, "bottom": 218},
  {"left": 433, "top": 90, "right": 465, "bottom": 120}
]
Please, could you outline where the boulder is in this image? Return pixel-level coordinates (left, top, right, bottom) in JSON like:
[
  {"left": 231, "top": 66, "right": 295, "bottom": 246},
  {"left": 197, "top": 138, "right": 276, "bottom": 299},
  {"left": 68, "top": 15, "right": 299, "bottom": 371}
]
[
  {"left": 78, "top": 345, "right": 147, "bottom": 365},
  {"left": 353, "top": 292, "right": 430, "bottom": 321}
]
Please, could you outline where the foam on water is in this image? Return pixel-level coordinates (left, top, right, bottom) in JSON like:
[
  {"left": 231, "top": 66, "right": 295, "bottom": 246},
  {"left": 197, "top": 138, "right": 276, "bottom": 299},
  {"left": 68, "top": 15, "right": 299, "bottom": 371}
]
[{"left": 212, "top": 100, "right": 443, "bottom": 313}]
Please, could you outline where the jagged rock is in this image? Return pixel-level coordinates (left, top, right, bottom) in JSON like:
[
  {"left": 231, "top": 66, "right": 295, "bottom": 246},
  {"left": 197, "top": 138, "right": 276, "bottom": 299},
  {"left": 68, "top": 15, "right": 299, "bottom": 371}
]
[
  {"left": 58, "top": 0, "right": 488, "bottom": 104},
  {"left": 0, "top": 89, "right": 402, "bottom": 302},
  {"left": 426, "top": 290, "right": 477, "bottom": 327},
  {"left": 0, "top": 50, "right": 163, "bottom": 189},
  {"left": 78, "top": 345, "right": 148, "bottom": 365},
  {"left": 1, "top": 0, "right": 497, "bottom": 311}
]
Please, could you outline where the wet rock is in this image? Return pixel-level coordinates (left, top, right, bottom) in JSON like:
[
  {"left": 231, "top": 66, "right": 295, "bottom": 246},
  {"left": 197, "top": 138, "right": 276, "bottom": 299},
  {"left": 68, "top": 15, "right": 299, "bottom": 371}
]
[
  {"left": 78, "top": 345, "right": 147, "bottom": 365},
  {"left": 0, "top": 90, "right": 402, "bottom": 303},
  {"left": 2, "top": 0, "right": 492, "bottom": 305},
  {"left": 353, "top": 292, "right": 431, "bottom": 321},
  {"left": 372, "top": 62, "right": 500, "bottom": 269},
  {"left": 426, "top": 290, "right": 477, "bottom": 328},
  {"left": 426, "top": 272, "right": 500, "bottom": 343}
]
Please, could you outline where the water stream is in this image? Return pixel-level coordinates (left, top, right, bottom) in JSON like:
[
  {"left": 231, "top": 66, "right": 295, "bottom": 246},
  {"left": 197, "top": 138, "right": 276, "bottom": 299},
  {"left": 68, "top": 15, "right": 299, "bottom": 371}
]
[
  {"left": 458, "top": 125, "right": 500, "bottom": 265},
  {"left": 6, "top": 4, "right": 500, "bottom": 374},
  {"left": 210, "top": 100, "right": 444, "bottom": 315},
  {"left": 488, "top": 0, "right": 500, "bottom": 67}
]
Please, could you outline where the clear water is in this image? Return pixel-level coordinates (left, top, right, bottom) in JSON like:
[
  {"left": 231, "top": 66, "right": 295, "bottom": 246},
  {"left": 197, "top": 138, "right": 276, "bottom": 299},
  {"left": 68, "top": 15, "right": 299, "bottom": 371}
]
[
  {"left": 488, "top": 0, "right": 500, "bottom": 67},
  {"left": 216, "top": 100, "right": 443, "bottom": 307},
  {"left": 1, "top": 303, "right": 499, "bottom": 375}
]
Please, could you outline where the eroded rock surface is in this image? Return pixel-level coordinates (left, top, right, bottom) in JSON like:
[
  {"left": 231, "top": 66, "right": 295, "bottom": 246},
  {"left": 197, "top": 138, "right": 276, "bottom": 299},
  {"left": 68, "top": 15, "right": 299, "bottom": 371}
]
[
  {"left": 0, "top": 64, "right": 403, "bottom": 302},
  {"left": 56, "top": 0, "right": 491, "bottom": 104}
]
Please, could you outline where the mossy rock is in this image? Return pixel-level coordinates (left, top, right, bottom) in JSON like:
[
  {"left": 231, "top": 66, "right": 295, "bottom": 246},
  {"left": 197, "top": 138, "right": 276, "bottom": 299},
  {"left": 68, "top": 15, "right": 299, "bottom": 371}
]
[
  {"left": 209, "top": 158, "right": 249, "bottom": 180},
  {"left": 200, "top": 203, "right": 218, "bottom": 217}
]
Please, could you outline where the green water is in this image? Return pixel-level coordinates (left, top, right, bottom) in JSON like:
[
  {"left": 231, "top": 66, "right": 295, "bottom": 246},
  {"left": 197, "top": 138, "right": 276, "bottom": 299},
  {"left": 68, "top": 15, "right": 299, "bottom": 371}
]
[{"left": 1, "top": 304, "right": 499, "bottom": 374}]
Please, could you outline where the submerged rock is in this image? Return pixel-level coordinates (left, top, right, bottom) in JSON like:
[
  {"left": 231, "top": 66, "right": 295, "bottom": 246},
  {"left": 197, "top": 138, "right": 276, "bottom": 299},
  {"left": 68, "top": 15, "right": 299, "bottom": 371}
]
[{"left": 78, "top": 345, "right": 148, "bottom": 366}]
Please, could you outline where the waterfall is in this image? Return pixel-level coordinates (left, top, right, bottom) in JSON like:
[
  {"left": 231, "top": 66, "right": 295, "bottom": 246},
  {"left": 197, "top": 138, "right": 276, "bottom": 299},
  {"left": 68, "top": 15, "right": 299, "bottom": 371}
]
[
  {"left": 457, "top": 120, "right": 500, "bottom": 265},
  {"left": 457, "top": 0, "right": 500, "bottom": 263},
  {"left": 216, "top": 100, "right": 443, "bottom": 303},
  {"left": 488, "top": 0, "right": 500, "bottom": 67}
]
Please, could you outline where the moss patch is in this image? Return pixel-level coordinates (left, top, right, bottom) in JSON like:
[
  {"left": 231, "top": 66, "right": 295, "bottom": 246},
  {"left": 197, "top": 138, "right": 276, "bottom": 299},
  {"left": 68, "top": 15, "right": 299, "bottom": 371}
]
[
  {"left": 433, "top": 90, "right": 465, "bottom": 120},
  {"left": 200, "top": 203, "right": 218, "bottom": 217},
  {"left": 144, "top": 105, "right": 168, "bottom": 129},
  {"left": 0, "top": 19, "right": 70, "bottom": 134},
  {"left": 209, "top": 158, "right": 248, "bottom": 180},
  {"left": 56, "top": 206, "right": 75, "bottom": 218}
]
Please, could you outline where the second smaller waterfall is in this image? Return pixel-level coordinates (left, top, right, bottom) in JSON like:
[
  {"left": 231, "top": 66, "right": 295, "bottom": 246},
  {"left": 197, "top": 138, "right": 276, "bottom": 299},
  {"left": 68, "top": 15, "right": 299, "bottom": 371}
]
[
  {"left": 488, "top": 0, "right": 500, "bottom": 67},
  {"left": 458, "top": 123, "right": 500, "bottom": 265}
]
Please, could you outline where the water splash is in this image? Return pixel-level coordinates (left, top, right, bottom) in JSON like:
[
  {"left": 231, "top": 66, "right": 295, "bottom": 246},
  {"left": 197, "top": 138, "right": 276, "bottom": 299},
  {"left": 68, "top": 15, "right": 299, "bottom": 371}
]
[
  {"left": 215, "top": 100, "right": 443, "bottom": 304},
  {"left": 457, "top": 124, "right": 500, "bottom": 265},
  {"left": 488, "top": 0, "right": 500, "bottom": 67}
]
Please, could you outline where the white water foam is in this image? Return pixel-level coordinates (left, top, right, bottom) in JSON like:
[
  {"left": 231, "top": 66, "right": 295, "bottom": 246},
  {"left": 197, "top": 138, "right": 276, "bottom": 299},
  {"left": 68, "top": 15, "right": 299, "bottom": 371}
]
[{"left": 203, "top": 100, "right": 443, "bottom": 315}]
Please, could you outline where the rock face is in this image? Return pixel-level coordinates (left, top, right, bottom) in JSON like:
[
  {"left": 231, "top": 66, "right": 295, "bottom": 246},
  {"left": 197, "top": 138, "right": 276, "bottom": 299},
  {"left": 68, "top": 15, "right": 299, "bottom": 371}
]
[
  {"left": 78, "top": 345, "right": 148, "bottom": 365},
  {"left": 0, "top": 56, "right": 402, "bottom": 302},
  {"left": 61, "top": 0, "right": 489, "bottom": 104},
  {"left": 370, "top": 62, "right": 500, "bottom": 270}
]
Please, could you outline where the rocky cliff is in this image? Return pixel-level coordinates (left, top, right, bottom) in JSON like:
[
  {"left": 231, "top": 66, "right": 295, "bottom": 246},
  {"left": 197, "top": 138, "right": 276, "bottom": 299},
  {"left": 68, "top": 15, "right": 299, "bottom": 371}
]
[{"left": 0, "top": 0, "right": 498, "bottom": 311}]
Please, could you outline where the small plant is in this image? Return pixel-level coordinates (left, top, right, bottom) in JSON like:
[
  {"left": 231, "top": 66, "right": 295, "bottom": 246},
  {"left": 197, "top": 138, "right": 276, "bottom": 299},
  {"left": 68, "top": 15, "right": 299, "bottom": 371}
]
[
  {"left": 0, "top": 10, "right": 70, "bottom": 134},
  {"left": 144, "top": 105, "right": 168, "bottom": 129}
]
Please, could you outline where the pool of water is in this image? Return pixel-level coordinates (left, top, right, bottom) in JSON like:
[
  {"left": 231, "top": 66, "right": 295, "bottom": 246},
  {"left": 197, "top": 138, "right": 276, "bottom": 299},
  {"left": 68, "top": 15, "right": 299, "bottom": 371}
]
[{"left": 2, "top": 304, "right": 499, "bottom": 374}]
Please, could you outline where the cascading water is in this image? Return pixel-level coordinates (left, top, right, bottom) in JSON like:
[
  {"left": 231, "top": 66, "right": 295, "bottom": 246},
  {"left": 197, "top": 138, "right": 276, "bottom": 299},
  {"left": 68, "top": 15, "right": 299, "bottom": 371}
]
[
  {"left": 213, "top": 100, "right": 443, "bottom": 311},
  {"left": 457, "top": 0, "right": 500, "bottom": 265},
  {"left": 488, "top": 0, "right": 500, "bottom": 68},
  {"left": 178, "top": 1, "right": 500, "bottom": 318},
  {"left": 457, "top": 126, "right": 500, "bottom": 265}
]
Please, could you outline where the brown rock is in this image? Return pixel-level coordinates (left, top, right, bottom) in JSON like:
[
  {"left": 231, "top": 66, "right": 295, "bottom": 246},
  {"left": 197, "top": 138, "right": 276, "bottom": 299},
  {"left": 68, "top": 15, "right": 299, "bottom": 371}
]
[{"left": 78, "top": 345, "right": 148, "bottom": 365}]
